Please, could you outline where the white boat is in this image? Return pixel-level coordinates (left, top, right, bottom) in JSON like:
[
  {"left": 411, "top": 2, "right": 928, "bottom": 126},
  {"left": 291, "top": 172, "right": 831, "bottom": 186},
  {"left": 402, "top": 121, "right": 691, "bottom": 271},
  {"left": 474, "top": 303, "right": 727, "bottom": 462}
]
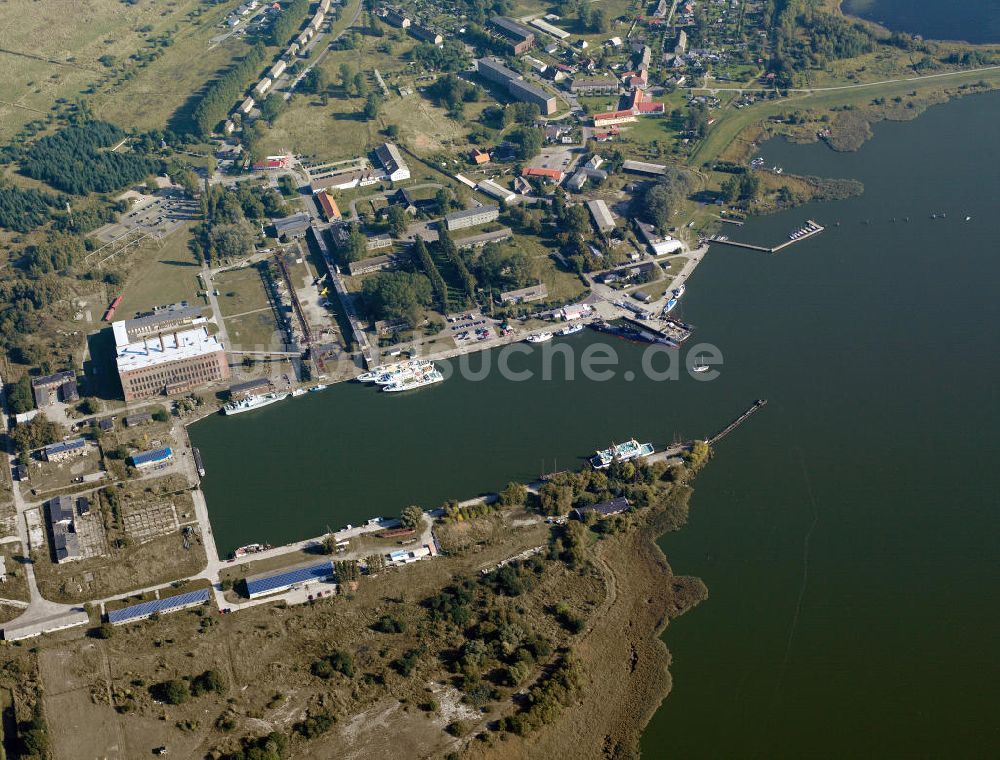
[
  {"left": 357, "top": 361, "right": 405, "bottom": 383},
  {"left": 672, "top": 284, "right": 685, "bottom": 299},
  {"left": 374, "top": 361, "right": 431, "bottom": 385},
  {"left": 526, "top": 332, "right": 553, "bottom": 343},
  {"left": 692, "top": 364, "right": 710, "bottom": 373},
  {"left": 590, "top": 439, "right": 655, "bottom": 469},
  {"left": 309, "top": 384, "right": 328, "bottom": 392},
  {"left": 233, "top": 542, "right": 272, "bottom": 559},
  {"left": 292, "top": 388, "right": 307, "bottom": 397},
  {"left": 383, "top": 366, "right": 444, "bottom": 392},
  {"left": 559, "top": 323, "right": 585, "bottom": 336},
  {"left": 222, "top": 392, "right": 290, "bottom": 415}
]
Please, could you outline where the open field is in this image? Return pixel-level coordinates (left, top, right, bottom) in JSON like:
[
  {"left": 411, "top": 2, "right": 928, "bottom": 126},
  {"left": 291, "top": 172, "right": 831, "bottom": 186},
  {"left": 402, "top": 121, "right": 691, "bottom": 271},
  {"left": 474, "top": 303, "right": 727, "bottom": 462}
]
[
  {"left": 215, "top": 265, "right": 272, "bottom": 318},
  {"left": 108, "top": 224, "right": 205, "bottom": 319},
  {"left": 0, "top": 541, "right": 31, "bottom": 606},
  {"left": 225, "top": 311, "right": 283, "bottom": 352},
  {"left": 36, "top": 509, "right": 572, "bottom": 758},
  {"left": 34, "top": 526, "right": 205, "bottom": 604},
  {"left": 95, "top": 27, "right": 248, "bottom": 134},
  {"left": 0, "top": 0, "right": 230, "bottom": 140}
]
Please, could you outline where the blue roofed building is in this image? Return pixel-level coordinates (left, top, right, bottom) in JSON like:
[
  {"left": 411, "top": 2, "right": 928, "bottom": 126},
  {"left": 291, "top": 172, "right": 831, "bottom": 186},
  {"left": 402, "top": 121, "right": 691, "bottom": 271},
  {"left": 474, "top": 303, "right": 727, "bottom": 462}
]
[
  {"left": 129, "top": 447, "right": 174, "bottom": 469},
  {"left": 106, "top": 588, "right": 212, "bottom": 625},
  {"left": 244, "top": 561, "right": 335, "bottom": 599}
]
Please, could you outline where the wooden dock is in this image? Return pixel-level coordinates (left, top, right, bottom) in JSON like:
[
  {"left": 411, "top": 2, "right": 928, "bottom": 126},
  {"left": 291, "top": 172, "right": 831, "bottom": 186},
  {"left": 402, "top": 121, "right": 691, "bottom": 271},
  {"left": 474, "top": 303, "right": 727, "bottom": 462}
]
[
  {"left": 709, "top": 220, "right": 824, "bottom": 254},
  {"left": 708, "top": 399, "right": 768, "bottom": 445}
]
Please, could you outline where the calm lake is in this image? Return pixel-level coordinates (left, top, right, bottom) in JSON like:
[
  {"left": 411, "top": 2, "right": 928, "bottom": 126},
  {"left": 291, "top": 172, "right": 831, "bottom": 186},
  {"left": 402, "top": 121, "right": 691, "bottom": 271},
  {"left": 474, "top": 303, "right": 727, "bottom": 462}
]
[
  {"left": 640, "top": 92, "right": 1000, "bottom": 756},
  {"left": 190, "top": 92, "right": 1000, "bottom": 755},
  {"left": 843, "top": 0, "right": 1000, "bottom": 43}
]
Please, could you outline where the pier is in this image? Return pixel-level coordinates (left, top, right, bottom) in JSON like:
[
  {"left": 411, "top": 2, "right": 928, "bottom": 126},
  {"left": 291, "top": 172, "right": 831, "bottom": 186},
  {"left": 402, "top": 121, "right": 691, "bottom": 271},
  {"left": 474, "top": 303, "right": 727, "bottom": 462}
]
[
  {"left": 709, "top": 220, "right": 824, "bottom": 254},
  {"left": 707, "top": 399, "right": 768, "bottom": 445}
]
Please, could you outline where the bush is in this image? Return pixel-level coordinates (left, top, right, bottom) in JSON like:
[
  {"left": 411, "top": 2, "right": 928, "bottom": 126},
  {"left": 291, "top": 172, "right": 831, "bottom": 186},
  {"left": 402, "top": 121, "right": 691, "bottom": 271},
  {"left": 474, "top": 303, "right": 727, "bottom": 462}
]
[
  {"left": 91, "top": 623, "right": 115, "bottom": 639},
  {"left": 190, "top": 669, "right": 226, "bottom": 697},
  {"left": 372, "top": 614, "right": 405, "bottom": 634},
  {"left": 150, "top": 679, "right": 190, "bottom": 705}
]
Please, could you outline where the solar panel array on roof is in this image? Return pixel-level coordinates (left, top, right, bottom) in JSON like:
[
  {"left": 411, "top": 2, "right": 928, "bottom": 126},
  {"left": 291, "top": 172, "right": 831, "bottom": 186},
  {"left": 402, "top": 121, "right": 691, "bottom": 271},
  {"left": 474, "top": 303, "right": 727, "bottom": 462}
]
[
  {"left": 245, "top": 561, "right": 334, "bottom": 598},
  {"left": 106, "top": 588, "right": 211, "bottom": 624}
]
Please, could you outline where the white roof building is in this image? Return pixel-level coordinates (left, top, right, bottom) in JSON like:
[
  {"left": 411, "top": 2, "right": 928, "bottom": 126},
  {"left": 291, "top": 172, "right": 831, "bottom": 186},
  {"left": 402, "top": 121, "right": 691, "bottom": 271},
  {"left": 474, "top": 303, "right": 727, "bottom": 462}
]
[
  {"left": 477, "top": 178, "right": 516, "bottom": 203},
  {"left": 113, "top": 322, "right": 223, "bottom": 374}
]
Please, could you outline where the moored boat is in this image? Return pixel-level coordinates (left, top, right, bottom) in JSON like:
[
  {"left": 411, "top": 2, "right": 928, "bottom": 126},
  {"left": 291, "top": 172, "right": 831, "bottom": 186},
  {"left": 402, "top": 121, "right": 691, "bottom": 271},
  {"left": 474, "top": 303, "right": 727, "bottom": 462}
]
[
  {"left": 526, "top": 332, "right": 553, "bottom": 343},
  {"left": 232, "top": 542, "right": 272, "bottom": 559},
  {"left": 222, "top": 392, "right": 290, "bottom": 415},
  {"left": 383, "top": 365, "right": 444, "bottom": 392},
  {"left": 559, "top": 323, "right": 585, "bottom": 336},
  {"left": 590, "top": 438, "right": 655, "bottom": 469}
]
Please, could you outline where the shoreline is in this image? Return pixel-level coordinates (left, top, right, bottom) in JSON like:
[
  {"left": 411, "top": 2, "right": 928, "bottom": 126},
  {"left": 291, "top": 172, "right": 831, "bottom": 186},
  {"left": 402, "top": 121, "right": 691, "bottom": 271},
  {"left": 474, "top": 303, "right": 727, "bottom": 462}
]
[{"left": 835, "top": 0, "right": 1000, "bottom": 47}]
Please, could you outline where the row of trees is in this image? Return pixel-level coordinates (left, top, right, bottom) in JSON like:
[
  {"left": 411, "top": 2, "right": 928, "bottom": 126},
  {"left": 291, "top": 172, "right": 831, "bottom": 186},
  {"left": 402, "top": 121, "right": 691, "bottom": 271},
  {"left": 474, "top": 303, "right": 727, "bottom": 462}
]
[
  {"left": 412, "top": 237, "right": 450, "bottom": 313},
  {"left": 20, "top": 121, "right": 156, "bottom": 194},
  {"left": 266, "top": 0, "right": 310, "bottom": 46},
  {"left": 190, "top": 43, "right": 266, "bottom": 135},
  {"left": 437, "top": 228, "right": 477, "bottom": 303}
]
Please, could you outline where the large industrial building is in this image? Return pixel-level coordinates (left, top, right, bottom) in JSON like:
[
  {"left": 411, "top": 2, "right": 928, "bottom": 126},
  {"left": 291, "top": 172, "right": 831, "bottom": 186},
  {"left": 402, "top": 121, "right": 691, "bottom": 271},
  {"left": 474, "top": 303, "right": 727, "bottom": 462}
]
[
  {"left": 476, "top": 58, "right": 558, "bottom": 115},
  {"left": 114, "top": 315, "right": 230, "bottom": 402}
]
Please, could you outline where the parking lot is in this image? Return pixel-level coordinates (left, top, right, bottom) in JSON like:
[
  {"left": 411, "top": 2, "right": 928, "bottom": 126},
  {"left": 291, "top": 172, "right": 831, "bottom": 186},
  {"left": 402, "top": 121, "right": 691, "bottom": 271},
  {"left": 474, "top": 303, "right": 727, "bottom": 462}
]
[
  {"left": 446, "top": 311, "right": 496, "bottom": 344},
  {"left": 94, "top": 189, "right": 200, "bottom": 244}
]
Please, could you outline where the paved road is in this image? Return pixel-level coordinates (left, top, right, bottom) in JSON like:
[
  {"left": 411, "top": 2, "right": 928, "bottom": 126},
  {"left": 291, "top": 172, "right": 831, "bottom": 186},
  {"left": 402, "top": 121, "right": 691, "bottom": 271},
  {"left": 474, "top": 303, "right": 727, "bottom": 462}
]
[
  {"left": 694, "top": 64, "right": 1000, "bottom": 93},
  {"left": 284, "top": 0, "right": 364, "bottom": 99}
]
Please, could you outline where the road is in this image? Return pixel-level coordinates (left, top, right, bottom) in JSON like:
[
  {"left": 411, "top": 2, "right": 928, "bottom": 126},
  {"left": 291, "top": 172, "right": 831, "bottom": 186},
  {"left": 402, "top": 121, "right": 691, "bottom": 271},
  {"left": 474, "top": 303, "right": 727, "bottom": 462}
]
[
  {"left": 284, "top": 0, "right": 364, "bottom": 99},
  {"left": 693, "top": 64, "right": 1000, "bottom": 93}
]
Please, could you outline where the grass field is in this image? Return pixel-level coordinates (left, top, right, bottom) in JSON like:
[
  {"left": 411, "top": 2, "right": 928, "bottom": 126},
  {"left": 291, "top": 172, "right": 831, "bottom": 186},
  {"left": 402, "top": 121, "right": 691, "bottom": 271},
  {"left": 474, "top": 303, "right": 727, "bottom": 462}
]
[
  {"left": 225, "top": 311, "right": 283, "bottom": 352},
  {"left": 96, "top": 31, "right": 249, "bottom": 135},
  {"left": 0, "top": 0, "right": 231, "bottom": 140},
  {"left": 215, "top": 265, "right": 271, "bottom": 318},
  {"left": 111, "top": 224, "right": 205, "bottom": 319}
]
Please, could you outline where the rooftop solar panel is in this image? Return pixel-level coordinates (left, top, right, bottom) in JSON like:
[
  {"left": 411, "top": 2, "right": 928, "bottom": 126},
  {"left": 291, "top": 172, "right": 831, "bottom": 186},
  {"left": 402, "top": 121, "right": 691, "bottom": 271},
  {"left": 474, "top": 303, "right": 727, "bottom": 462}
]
[
  {"left": 107, "top": 588, "right": 211, "bottom": 624},
  {"left": 245, "top": 561, "right": 334, "bottom": 597}
]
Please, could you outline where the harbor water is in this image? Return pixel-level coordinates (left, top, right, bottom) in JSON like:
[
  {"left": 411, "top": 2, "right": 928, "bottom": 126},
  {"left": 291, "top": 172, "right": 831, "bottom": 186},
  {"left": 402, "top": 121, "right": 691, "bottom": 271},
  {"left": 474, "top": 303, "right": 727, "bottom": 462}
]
[{"left": 190, "top": 92, "right": 1000, "bottom": 755}]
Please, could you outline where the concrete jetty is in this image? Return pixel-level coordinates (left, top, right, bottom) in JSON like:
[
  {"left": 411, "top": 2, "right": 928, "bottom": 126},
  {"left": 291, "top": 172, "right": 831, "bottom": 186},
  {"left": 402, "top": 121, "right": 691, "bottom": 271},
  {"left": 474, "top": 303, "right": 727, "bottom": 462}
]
[{"left": 709, "top": 220, "right": 824, "bottom": 254}]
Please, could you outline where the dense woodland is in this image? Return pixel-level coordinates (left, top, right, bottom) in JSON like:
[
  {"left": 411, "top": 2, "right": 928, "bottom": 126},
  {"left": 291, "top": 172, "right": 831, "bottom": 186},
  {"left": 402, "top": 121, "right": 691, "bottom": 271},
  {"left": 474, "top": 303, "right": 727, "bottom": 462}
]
[
  {"left": 767, "top": 0, "right": 876, "bottom": 83},
  {"left": 0, "top": 183, "right": 64, "bottom": 232},
  {"left": 19, "top": 121, "right": 157, "bottom": 195}
]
